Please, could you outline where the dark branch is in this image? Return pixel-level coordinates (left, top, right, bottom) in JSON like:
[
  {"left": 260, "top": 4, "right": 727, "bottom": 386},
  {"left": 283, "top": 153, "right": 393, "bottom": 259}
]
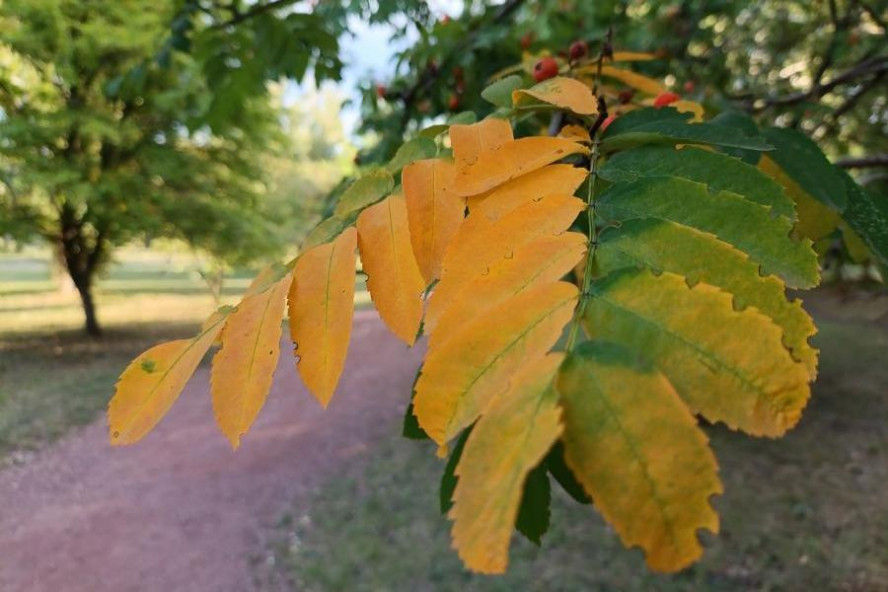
[
  {"left": 394, "top": 0, "right": 527, "bottom": 136},
  {"left": 750, "top": 55, "right": 888, "bottom": 111},
  {"left": 211, "top": 0, "right": 299, "bottom": 29},
  {"left": 836, "top": 154, "right": 888, "bottom": 168}
]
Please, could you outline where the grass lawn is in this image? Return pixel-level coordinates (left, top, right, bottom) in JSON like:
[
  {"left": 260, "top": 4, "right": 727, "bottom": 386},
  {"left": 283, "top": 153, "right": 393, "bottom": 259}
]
[{"left": 258, "top": 312, "right": 888, "bottom": 591}]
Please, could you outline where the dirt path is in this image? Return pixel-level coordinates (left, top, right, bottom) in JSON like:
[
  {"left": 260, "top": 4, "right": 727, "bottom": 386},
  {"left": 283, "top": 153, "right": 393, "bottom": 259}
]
[{"left": 0, "top": 312, "right": 423, "bottom": 592}]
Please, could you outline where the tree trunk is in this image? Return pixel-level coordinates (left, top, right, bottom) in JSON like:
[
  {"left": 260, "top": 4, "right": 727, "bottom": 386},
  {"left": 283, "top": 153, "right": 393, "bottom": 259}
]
[{"left": 73, "top": 276, "right": 102, "bottom": 337}]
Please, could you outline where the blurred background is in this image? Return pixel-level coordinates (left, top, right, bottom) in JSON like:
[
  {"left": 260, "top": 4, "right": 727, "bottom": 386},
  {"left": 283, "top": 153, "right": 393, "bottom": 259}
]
[{"left": 1, "top": 0, "right": 886, "bottom": 590}]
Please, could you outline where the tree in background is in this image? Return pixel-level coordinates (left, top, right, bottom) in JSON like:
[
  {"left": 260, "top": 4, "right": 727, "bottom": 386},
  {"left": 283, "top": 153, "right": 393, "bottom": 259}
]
[
  {"left": 263, "top": 84, "right": 356, "bottom": 246},
  {"left": 0, "top": 0, "right": 283, "bottom": 336}
]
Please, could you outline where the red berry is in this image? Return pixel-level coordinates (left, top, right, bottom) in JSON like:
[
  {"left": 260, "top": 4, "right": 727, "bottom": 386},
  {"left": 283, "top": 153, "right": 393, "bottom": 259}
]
[
  {"left": 600, "top": 114, "right": 617, "bottom": 133},
  {"left": 618, "top": 89, "right": 634, "bottom": 104},
  {"left": 448, "top": 94, "right": 460, "bottom": 111},
  {"left": 376, "top": 84, "right": 386, "bottom": 99},
  {"left": 653, "top": 92, "right": 680, "bottom": 107},
  {"left": 533, "top": 57, "right": 559, "bottom": 82},
  {"left": 683, "top": 81, "right": 695, "bottom": 93},
  {"left": 520, "top": 33, "right": 533, "bottom": 50},
  {"left": 569, "top": 40, "right": 588, "bottom": 61}
]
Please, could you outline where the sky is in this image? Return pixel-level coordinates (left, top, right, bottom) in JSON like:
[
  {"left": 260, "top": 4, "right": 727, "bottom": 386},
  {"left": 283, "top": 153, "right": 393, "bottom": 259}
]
[{"left": 295, "top": 1, "right": 463, "bottom": 137}]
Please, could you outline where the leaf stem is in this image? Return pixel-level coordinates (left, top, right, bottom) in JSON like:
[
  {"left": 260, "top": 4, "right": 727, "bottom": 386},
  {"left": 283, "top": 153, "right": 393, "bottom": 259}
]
[{"left": 565, "top": 133, "right": 601, "bottom": 352}]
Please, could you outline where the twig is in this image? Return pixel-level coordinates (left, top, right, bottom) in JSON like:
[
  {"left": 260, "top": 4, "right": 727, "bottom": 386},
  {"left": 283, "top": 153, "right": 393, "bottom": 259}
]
[
  {"left": 836, "top": 154, "right": 888, "bottom": 168},
  {"left": 210, "top": 0, "right": 300, "bottom": 29}
]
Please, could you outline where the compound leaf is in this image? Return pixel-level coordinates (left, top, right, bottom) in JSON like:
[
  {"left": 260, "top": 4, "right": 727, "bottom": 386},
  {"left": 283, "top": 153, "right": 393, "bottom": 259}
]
[
  {"left": 451, "top": 354, "right": 563, "bottom": 574},
  {"left": 211, "top": 272, "right": 291, "bottom": 448},
  {"left": 596, "top": 176, "right": 819, "bottom": 289},
  {"left": 288, "top": 227, "right": 357, "bottom": 406},
  {"left": 402, "top": 158, "right": 465, "bottom": 283},
  {"left": 109, "top": 307, "right": 231, "bottom": 445},
  {"left": 513, "top": 76, "right": 598, "bottom": 115},
  {"left": 356, "top": 193, "right": 425, "bottom": 344},
  {"left": 558, "top": 340, "right": 721, "bottom": 572},
  {"left": 425, "top": 194, "right": 585, "bottom": 332},
  {"left": 584, "top": 269, "right": 811, "bottom": 437},
  {"left": 599, "top": 145, "right": 797, "bottom": 220},
  {"left": 454, "top": 137, "right": 590, "bottom": 197},
  {"left": 596, "top": 219, "right": 818, "bottom": 377},
  {"left": 414, "top": 282, "right": 577, "bottom": 445}
]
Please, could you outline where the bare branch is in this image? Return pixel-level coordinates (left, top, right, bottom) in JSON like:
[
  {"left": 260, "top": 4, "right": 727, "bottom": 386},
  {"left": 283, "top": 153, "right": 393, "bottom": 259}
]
[
  {"left": 750, "top": 55, "right": 888, "bottom": 111},
  {"left": 210, "top": 0, "right": 299, "bottom": 29},
  {"left": 836, "top": 154, "right": 888, "bottom": 168}
]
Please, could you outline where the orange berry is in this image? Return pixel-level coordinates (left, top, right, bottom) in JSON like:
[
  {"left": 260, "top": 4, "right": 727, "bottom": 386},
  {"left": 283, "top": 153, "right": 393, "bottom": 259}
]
[
  {"left": 653, "top": 92, "right": 680, "bottom": 107},
  {"left": 533, "top": 57, "right": 559, "bottom": 82}
]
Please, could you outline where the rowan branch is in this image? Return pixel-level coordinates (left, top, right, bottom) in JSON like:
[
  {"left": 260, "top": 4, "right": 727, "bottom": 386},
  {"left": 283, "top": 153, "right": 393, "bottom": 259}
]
[
  {"left": 210, "top": 0, "right": 300, "bottom": 29},
  {"left": 394, "top": 0, "right": 527, "bottom": 136},
  {"left": 836, "top": 154, "right": 888, "bottom": 168},
  {"left": 750, "top": 55, "right": 888, "bottom": 111}
]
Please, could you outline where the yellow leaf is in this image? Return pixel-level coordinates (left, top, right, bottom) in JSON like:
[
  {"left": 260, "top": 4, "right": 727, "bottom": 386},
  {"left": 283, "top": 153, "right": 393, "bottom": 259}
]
[
  {"left": 557, "top": 124, "right": 591, "bottom": 144},
  {"left": 599, "top": 65, "right": 666, "bottom": 95},
  {"left": 450, "top": 118, "right": 514, "bottom": 171},
  {"left": 288, "top": 227, "right": 357, "bottom": 406},
  {"left": 585, "top": 269, "right": 812, "bottom": 437},
  {"left": 454, "top": 137, "right": 591, "bottom": 197},
  {"left": 356, "top": 193, "right": 425, "bottom": 344},
  {"left": 673, "top": 100, "right": 704, "bottom": 122},
  {"left": 759, "top": 156, "right": 839, "bottom": 241},
  {"left": 451, "top": 354, "right": 564, "bottom": 574},
  {"left": 512, "top": 76, "right": 598, "bottom": 115},
  {"left": 467, "top": 164, "right": 588, "bottom": 220},
  {"left": 243, "top": 263, "right": 290, "bottom": 297},
  {"left": 425, "top": 194, "right": 586, "bottom": 333},
  {"left": 558, "top": 340, "right": 722, "bottom": 572},
  {"left": 108, "top": 307, "right": 230, "bottom": 445},
  {"left": 401, "top": 158, "right": 466, "bottom": 283},
  {"left": 414, "top": 281, "right": 578, "bottom": 445},
  {"left": 430, "top": 232, "right": 587, "bottom": 350},
  {"left": 612, "top": 50, "right": 658, "bottom": 62},
  {"left": 211, "top": 273, "right": 292, "bottom": 449}
]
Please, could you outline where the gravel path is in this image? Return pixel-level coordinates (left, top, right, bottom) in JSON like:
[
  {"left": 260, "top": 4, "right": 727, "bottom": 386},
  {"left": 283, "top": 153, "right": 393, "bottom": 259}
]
[{"left": 0, "top": 312, "right": 423, "bottom": 592}]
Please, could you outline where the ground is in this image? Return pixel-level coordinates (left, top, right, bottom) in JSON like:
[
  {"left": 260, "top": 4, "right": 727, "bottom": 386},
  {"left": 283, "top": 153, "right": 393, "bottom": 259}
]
[{"left": 1, "top": 249, "right": 886, "bottom": 591}]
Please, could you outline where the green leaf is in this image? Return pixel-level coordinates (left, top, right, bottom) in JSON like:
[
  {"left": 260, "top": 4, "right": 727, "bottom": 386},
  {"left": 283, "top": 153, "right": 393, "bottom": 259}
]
[
  {"left": 481, "top": 75, "right": 524, "bottom": 109},
  {"left": 596, "top": 218, "right": 817, "bottom": 377},
  {"left": 599, "top": 145, "right": 797, "bottom": 220},
  {"left": 558, "top": 339, "right": 722, "bottom": 572},
  {"left": 710, "top": 110, "right": 764, "bottom": 164},
  {"left": 762, "top": 127, "right": 847, "bottom": 211},
  {"left": 596, "top": 177, "right": 819, "bottom": 289},
  {"left": 545, "top": 441, "right": 591, "bottom": 504},
  {"left": 402, "top": 370, "right": 429, "bottom": 440},
  {"left": 440, "top": 427, "right": 472, "bottom": 514},
  {"left": 841, "top": 172, "right": 888, "bottom": 266},
  {"left": 333, "top": 170, "right": 395, "bottom": 217},
  {"left": 419, "top": 111, "right": 477, "bottom": 139},
  {"left": 601, "top": 107, "right": 773, "bottom": 153},
  {"left": 515, "top": 463, "right": 551, "bottom": 545},
  {"left": 583, "top": 268, "right": 812, "bottom": 437},
  {"left": 301, "top": 214, "right": 356, "bottom": 250},
  {"left": 386, "top": 138, "right": 438, "bottom": 173}
]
